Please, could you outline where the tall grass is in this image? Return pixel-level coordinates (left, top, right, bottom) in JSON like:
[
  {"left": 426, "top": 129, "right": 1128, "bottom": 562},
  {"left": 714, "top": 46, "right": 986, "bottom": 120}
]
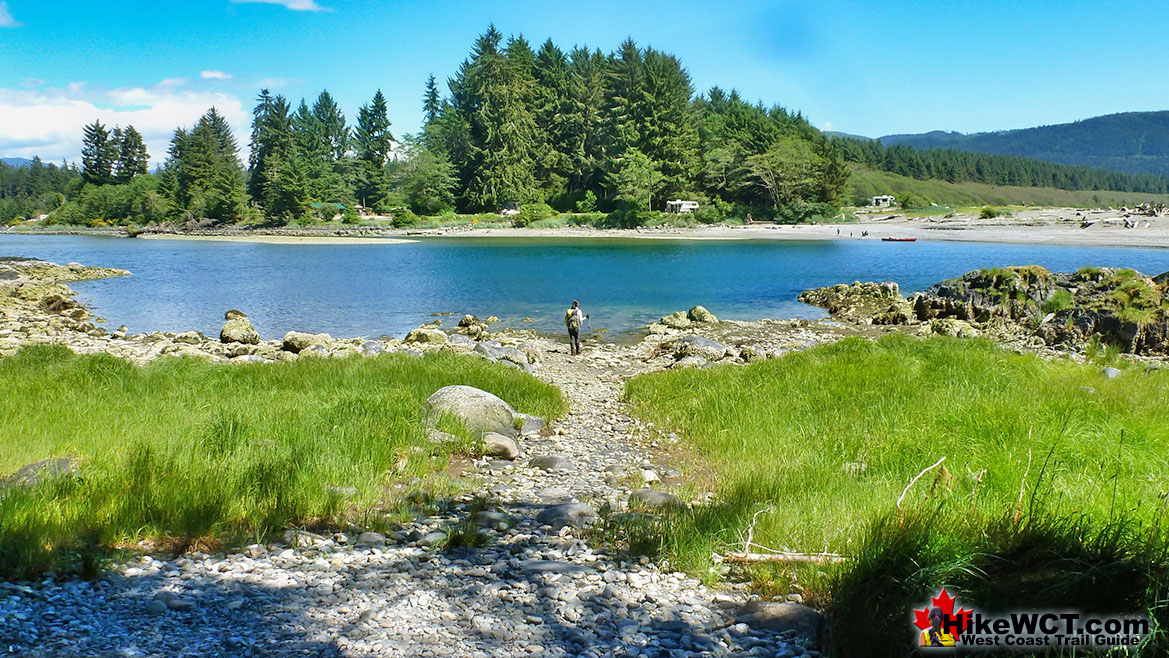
[
  {"left": 624, "top": 335, "right": 1169, "bottom": 651},
  {"left": 0, "top": 345, "right": 565, "bottom": 578}
]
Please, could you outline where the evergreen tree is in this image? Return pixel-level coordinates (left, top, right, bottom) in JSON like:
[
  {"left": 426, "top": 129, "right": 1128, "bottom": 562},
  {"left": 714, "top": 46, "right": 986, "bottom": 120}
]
[
  {"left": 81, "top": 120, "right": 116, "bottom": 186},
  {"left": 353, "top": 90, "right": 393, "bottom": 207},
  {"left": 163, "top": 108, "right": 246, "bottom": 222},
  {"left": 114, "top": 125, "right": 149, "bottom": 184},
  {"left": 422, "top": 75, "right": 441, "bottom": 126},
  {"left": 311, "top": 90, "right": 349, "bottom": 162}
]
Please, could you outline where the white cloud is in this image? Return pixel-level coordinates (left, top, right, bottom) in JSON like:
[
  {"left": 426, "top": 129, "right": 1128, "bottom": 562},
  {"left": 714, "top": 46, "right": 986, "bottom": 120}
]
[
  {"left": 159, "top": 77, "right": 189, "bottom": 87},
  {"left": 230, "top": 0, "right": 330, "bottom": 11},
  {"left": 821, "top": 121, "right": 834, "bottom": 131},
  {"left": 201, "top": 70, "right": 232, "bottom": 80},
  {"left": 0, "top": 82, "right": 250, "bottom": 166},
  {"left": 0, "top": 2, "right": 20, "bottom": 28}
]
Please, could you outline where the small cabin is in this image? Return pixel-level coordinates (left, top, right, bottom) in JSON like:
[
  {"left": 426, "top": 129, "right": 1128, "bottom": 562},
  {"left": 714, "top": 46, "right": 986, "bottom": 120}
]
[
  {"left": 666, "top": 199, "right": 700, "bottom": 214},
  {"left": 871, "top": 195, "right": 896, "bottom": 208}
]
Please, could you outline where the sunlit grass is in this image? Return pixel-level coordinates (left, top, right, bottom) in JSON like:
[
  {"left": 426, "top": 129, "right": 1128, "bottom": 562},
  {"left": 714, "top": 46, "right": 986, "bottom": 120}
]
[{"left": 0, "top": 345, "right": 566, "bottom": 578}]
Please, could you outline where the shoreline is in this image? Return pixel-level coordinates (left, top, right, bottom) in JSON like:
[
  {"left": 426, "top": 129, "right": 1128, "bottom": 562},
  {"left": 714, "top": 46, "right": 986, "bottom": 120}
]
[{"left": 5, "top": 207, "right": 1169, "bottom": 248}]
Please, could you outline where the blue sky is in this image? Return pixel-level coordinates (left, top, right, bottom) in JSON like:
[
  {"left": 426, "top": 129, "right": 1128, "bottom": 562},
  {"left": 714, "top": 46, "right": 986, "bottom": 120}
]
[{"left": 2, "top": 0, "right": 1168, "bottom": 163}]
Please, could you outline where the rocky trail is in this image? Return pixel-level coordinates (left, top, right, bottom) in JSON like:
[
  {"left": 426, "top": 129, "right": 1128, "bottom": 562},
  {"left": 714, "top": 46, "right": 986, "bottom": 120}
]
[{"left": 2, "top": 265, "right": 838, "bottom": 657}]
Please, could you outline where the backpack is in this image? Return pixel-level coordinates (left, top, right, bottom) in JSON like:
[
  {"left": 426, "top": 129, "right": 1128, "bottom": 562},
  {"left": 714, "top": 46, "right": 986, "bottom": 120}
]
[{"left": 565, "top": 308, "right": 579, "bottom": 330}]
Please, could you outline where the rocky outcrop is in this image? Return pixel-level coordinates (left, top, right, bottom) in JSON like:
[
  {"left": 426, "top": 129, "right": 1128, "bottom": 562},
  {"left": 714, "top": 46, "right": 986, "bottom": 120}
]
[
  {"left": 798, "top": 281, "right": 914, "bottom": 325},
  {"left": 659, "top": 311, "right": 691, "bottom": 330},
  {"left": 671, "top": 335, "right": 728, "bottom": 361}
]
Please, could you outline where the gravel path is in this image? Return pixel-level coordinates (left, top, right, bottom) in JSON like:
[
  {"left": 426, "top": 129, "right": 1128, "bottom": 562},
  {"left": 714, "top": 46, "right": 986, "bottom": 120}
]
[{"left": 1, "top": 333, "right": 830, "bottom": 658}]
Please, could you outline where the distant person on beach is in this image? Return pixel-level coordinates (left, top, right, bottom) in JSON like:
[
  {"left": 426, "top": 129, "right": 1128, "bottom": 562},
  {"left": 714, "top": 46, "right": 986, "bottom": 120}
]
[
  {"left": 565, "top": 300, "right": 588, "bottom": 356},
  {"left": 745, "top": 213, "right": 753, "bottom": 225}
]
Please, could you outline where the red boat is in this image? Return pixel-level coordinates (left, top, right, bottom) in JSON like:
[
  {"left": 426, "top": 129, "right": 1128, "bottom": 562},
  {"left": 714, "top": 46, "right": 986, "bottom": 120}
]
[{"left": 881, "top": 237, "right": 917, "bottom": 242}]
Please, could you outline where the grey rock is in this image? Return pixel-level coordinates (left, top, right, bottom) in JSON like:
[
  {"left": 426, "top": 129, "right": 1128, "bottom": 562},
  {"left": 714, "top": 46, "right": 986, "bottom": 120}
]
[
  {"left": 173, "top": 331, "right": 202, "bottom": 345},
  {"left": 687, "top": 305, "right": 718, "bottom": 323},
  {"left": 672, "top": 355, "right": 707, "bottom": 369},
  {"left": 537, "top": 487, "right": 573, "bottom": 503},
  {"left": 1103, "top": 367, "right": 1122, "bottom": 379},
  {"left": 299, "top": 344, "right": 331, "bottom": 358},
  {"left": 359, "top": 341, "right": 385, "bottom": 356},
  {"left": 474, "top": 511, "right": 509, "bottom": 527},
  {"left": 483, "top": 433, "right": 520, "bottom": 460},
  {"left": 166, "top": 598, "right": 195, "bottom": 612},
  {"left": 736, "top": 601, "right": 826, "bottom": 644},
  {"left": 224, "top": 309, "right": 247, "bottom": 320},
  {"left": 529, "top": 455, "right": 573, "bottom": 471},
  {"left": 629, "top": 489, "right": 685, "bottom": 511},
  {"left": 405, "top": 328, "right": 447, "bottom": 345},
  {"left": 424, "top": 385, "right": 518, "bottom": 438},
  {"left": 3, "top": 458, "right": 79, "bottom": 489},
  {"left": 220, "top": 317, "right": 260, "bottom": 345},
  {"left": 144, "top": 600, "right": 169, "bottom": 615},
  {"left": 520, "top": 560, "right": 597, "bottom": 576},
  {"left": 419, "top": 531, "right": 446, "bottom": 547},
  {"left": 427, "top": 429, "right": 459, "bottom": 445},
  {"left": 675, "top": 335, "right": 727, "bottom": 361},
  {"left": 515, "top": 413, "right": 546, "bottom": 437},
  {"left": 445, "top": 333, "right": 476, "bottom": 349},
  {"left": 536, "top": 503, "right": 596, "bottom": 529},
  {"left": 474, "top": 340, "right": 505, "bottom": 360},
  {"left": 231, "top": 354, "right": 268, "bottom": 364},
  {"left": 282, "top": 331, "right": 332, "bottom": 353},
  {"left": 660, "top": 311, "right": 692, "bottom": 330},
  {"left": 356, "top": 532, "right": 386, "bottom": 547}
]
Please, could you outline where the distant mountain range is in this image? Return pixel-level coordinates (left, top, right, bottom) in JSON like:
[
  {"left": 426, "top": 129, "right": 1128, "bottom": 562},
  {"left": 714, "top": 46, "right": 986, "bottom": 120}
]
[
  {"left": 1, "top": 158, "right": 34, "bottom": 168},
  {"left": 872, "top": 111, "right": 1169, "bottom": 177}
]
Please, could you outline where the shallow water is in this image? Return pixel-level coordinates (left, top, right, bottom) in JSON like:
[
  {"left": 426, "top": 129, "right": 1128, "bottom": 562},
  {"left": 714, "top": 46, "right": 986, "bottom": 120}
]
[{"left": 2, "top": 234, "right": 1168, "bottom": 340}]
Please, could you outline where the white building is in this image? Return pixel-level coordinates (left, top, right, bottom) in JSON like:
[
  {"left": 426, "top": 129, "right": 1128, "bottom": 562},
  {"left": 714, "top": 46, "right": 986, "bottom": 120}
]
[
  {"left": 871, "top": 195, "right": 896, "bottom": 208},
  {"left": 665, "top": 199, "right": 700, "bottom": 214}
]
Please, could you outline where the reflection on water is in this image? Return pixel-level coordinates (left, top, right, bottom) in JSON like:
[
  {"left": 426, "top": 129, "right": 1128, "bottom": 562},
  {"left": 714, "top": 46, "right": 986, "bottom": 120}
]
[{"left": 1, "top": 234, "right": 1167, "bottom": 340}]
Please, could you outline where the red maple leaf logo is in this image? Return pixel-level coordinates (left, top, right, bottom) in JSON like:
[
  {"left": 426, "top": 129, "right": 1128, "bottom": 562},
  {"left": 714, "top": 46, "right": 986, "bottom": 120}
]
[{"left": 914, "top": 588, "right": 972, "bottom": 638}]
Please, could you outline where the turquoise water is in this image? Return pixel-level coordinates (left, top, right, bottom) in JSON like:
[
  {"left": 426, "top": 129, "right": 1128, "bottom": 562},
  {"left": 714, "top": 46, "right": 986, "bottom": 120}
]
[{"left": 2, "top": 234, "right": 1168, "bottom": 340}]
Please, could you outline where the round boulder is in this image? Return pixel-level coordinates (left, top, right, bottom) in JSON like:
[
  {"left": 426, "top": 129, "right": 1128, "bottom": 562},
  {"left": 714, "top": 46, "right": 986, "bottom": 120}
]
[
  {"left": 660, "top": 311, "right": 692, "bottom": 330},
  {"left": 283, "top": 331, "right": 332, "bottom": 353},
  {"left": 405, "top": 328, "right": 447, "bottom": 345},
  {"left": 425, "top": 385, "right": 518, "bottom": 438},
  {"left": 675, "top": 335, "right": 728, "bottom": 361},
  {"left": 225, "top": 309, "right": 247, "bottom": 320},
  {"left": 483, "top": 432, "right": 520, "bottom": 460},
  {"left": 687, "top": 305, "right": 718, "bottom": 323},
  {"left": 220, "top": 317, "right": 260, "bottom": 345}
]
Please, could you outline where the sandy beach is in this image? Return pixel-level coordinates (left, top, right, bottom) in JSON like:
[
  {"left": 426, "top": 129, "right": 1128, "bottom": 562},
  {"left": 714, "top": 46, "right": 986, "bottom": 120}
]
[
  {"left": 136, "top": 234, "right": 417, "bottom": 245},
  {"left": 8, "top": 207, "right": 1169, "bottom": 249}
]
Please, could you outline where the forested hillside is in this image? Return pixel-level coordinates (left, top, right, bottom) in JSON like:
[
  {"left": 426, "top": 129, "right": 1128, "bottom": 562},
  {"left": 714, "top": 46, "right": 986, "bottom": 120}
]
[
  {"left": 833, "top": 137, "right": 1169, "bottom": 202},
  {"left": 878, "top": 111, "right": 1169, "bottom": 176},
  {"left": 0, "top": 159, "right": 79, "bottom": 225}
]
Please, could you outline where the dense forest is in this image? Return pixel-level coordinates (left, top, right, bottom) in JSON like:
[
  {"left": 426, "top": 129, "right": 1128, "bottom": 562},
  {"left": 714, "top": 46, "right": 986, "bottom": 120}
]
[
  {"left": 834, "top": 137, "right": 1169, "bottom": 203},
  {"left": 0, "top": 159, "right": 79, "bottom": 225},
  {"left": 6, "top": 28, "right": 1169, "bottom": 228},
  {"left": 0, "top": 27, "right": 849, "bottom": 227},
  {"left": 878, "top": 111, "right": 1169, "bottom": 177}
]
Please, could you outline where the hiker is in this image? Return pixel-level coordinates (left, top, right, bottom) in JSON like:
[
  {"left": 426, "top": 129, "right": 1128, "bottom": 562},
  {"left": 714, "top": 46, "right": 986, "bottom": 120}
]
[{"left": 565, "top": 300, "right": 588, "bottom": 356}]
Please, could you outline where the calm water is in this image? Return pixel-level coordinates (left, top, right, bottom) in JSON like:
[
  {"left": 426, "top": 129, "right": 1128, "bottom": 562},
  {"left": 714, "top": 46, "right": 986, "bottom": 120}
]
[{"left": 2, "top": 234, "right": 1168, "bottom": 340}]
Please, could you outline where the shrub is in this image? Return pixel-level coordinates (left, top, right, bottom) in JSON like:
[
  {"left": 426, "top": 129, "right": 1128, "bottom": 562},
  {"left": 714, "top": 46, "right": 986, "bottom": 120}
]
[
  {"left": 979, "top": 206, "right": 1008, "bottom": 219},
  {"left": 391, "top": 208, "right": 419, "bottom": 228},
  {"left": 513, "top": 202, "right": 556, "bottom": 228},
  {"left": 900, "top": 194, "right": 930, "bottom": 210},
  {"left": 575, "top": 190, "right": 598, "bottom": 213},
  {"left": 1041, "top": 288, "right": 1074, "bottom": 314},
  {"left": 340, "top": 207, "right": 361, "bottom": 224}
]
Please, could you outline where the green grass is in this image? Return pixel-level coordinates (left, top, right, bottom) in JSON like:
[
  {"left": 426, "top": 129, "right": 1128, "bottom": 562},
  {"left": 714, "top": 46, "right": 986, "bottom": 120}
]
[
  {"left": 624, "top": 335, "right": 1169, "bottom": 653},
  {"left": 846, "top": 165, "right": 1169, "bottom": 209},
  {"left": 0, "top": 345, "right": 565, "bottom": 578}
]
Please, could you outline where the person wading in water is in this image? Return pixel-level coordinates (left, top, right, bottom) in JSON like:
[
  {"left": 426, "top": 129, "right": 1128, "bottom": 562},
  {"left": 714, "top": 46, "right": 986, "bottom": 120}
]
[{"left": 565, "top": 300, "right": 588, "bottom": 356}]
